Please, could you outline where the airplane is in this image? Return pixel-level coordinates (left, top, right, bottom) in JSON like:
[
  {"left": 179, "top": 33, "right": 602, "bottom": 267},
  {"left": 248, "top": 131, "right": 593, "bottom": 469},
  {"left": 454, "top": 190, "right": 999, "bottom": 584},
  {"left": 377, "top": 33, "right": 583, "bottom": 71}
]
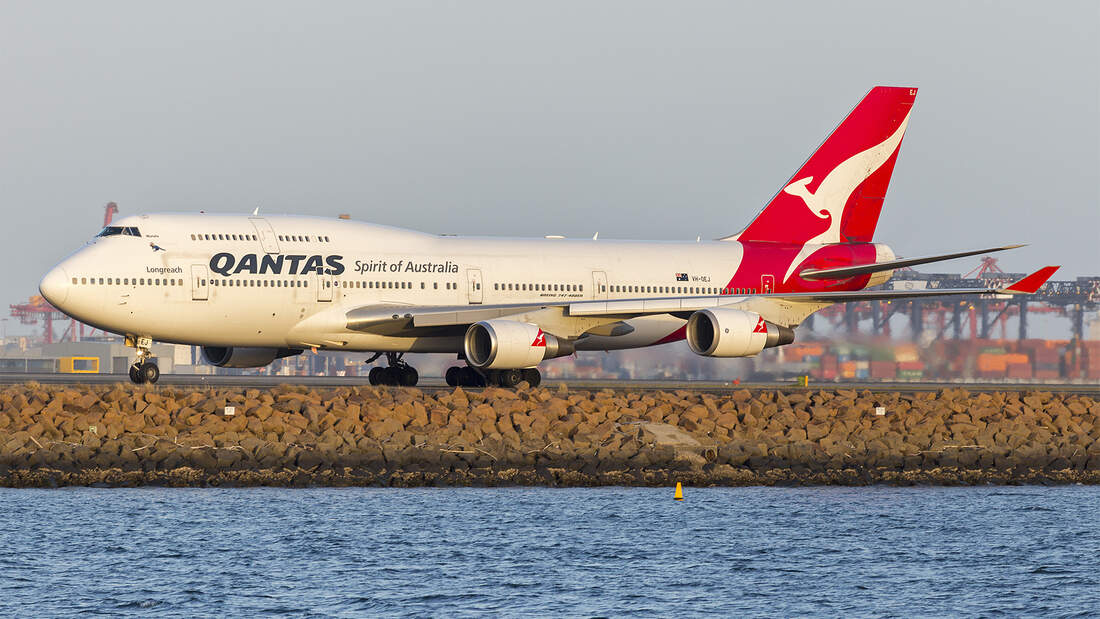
[{"left": 38, "top": 86, "right": 1058, "bottom": 387}]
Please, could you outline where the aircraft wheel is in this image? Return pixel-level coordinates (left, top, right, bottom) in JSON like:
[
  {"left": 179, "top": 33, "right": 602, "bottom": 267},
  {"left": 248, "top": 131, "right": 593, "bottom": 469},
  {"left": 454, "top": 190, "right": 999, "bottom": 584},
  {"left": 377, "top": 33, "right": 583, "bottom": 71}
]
[
  {"left": 522, "top": 368, "right": 541, "bottom": 388},
  {"left": 498, "top": 369, "right": 522, "bottom": 388},
  {"left": 129, "top": 364, "right": 145, "bottom": 384},
  {"left": 459, "top": 367, "right": 481, "bottom": 387},
  {"left": 368, "top": 367, "right": 381, "bottom": 385},
  {"left": 140, "top": 362, "right": 160, "bottom": 384},
  {"left": 399, "top": 367, "right": 419, "bottom": 387},
  {"left": 445, "top": 366, "right": 461, "bottom": 387}
]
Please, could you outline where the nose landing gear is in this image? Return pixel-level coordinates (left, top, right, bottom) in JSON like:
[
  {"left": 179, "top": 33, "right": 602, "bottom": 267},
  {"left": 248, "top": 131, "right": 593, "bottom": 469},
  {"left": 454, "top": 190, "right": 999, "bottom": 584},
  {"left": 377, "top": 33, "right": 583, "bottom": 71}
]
[
  {"left": 366, "top": 352, "right": 419, "bottom": 387},
  {"left": 126, "top": 335, "right": 160, "bottom": 384}
]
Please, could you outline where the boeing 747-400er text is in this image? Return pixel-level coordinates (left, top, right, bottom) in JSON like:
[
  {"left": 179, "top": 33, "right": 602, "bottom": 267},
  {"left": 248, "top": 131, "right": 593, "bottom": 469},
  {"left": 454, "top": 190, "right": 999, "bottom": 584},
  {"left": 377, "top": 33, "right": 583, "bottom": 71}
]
[{"left": 39, "top": 86, "right": 1057, "bottom": 386}]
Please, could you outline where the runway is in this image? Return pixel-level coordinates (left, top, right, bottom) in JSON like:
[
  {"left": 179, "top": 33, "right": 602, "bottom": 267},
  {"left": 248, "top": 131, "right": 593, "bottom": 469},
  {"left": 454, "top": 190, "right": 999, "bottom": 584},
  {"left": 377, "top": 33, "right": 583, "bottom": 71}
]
[{"left": 1, "top": 373, "right": 1097, "bottom": 395}]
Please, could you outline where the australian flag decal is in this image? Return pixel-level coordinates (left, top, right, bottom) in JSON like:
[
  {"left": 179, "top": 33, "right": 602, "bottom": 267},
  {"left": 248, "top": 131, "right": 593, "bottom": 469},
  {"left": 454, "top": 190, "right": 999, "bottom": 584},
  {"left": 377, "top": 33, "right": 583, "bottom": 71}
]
[{"left": 675, "top": 273, "right": 689, "bottom": 281}]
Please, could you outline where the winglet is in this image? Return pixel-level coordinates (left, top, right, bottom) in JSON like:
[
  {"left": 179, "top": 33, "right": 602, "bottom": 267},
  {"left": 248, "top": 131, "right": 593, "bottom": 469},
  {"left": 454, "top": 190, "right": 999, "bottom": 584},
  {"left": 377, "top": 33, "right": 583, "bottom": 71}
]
[{"left": 1001, "top": 266, "right": 1060, "bottom": 294}]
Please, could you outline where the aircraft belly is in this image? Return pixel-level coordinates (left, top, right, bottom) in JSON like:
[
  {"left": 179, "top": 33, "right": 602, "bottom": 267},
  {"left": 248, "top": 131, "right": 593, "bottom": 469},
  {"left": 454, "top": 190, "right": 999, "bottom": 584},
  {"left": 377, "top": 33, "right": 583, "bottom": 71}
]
[{"left": 575, "top": 315, "right": 686, "bottom": 351}]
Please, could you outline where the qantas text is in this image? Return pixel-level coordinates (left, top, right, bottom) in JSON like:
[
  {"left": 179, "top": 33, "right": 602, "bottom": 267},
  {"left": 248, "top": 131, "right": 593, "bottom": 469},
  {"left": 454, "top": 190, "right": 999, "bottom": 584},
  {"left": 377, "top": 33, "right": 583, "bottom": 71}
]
[{"left": 209, "top": 253, "right": 345, "bottom": 276}]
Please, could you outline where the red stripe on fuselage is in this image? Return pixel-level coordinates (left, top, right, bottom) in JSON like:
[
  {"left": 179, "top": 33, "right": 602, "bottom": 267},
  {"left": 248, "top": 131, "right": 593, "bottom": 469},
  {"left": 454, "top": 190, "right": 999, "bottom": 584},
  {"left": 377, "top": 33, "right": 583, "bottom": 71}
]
[{"left": 724, "top": 242, "right": 878, "bottom": 293}]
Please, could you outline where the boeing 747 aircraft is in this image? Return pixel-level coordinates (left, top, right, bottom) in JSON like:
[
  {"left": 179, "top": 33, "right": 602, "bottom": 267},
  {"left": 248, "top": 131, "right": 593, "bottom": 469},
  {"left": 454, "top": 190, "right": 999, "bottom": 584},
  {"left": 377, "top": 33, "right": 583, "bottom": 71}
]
[{"left": 39, "top": 86, "right": 1057, "bottom": 386}]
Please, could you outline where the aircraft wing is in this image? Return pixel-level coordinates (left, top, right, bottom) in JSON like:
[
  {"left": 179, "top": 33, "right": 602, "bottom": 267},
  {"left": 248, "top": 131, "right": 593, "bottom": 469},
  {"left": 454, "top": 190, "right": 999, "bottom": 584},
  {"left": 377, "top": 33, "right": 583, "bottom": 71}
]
[{"left": 344, "top": 266, "right": 1058, "bottom": 334}]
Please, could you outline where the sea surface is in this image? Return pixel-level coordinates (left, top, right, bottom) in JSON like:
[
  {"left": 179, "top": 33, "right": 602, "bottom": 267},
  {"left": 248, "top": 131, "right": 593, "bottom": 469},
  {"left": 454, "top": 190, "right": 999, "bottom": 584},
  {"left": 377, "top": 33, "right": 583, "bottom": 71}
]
[{"left": 1, "top": 486, "right": 1098, "bottom": 617}]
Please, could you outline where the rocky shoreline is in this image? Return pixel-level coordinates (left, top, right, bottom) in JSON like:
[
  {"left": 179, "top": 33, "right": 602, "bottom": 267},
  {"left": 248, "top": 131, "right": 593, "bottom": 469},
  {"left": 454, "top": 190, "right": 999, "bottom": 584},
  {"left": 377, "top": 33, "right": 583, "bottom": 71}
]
[{"left": 1, "top": 383, "right": 1098, "bottom": 487}]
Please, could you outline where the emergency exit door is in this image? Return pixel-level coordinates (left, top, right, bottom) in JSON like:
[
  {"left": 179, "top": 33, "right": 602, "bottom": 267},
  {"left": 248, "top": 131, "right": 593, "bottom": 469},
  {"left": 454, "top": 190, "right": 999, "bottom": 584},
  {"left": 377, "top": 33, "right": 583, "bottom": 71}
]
[
  {"left": 191, "top": 265, "right": 209, "bottom": 301},
  {"left": 761, "top": 274, "right": 775, "bottom": 294},
  {"left": 592, "top": 271, "right": 608, "bottom": 299},
  {"left": 467, "top": 269, "right": 483, "bottom": 304},
  {"left": 249, "top": 218, "right": 282, "bottom": 254}
]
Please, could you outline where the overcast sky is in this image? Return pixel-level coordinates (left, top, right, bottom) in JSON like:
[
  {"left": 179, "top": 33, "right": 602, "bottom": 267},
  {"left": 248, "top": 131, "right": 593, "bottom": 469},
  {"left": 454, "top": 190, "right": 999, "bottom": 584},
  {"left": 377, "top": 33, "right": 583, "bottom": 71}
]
[{"left": 1, "top": 1, "right": 1096, "bottom": 334}]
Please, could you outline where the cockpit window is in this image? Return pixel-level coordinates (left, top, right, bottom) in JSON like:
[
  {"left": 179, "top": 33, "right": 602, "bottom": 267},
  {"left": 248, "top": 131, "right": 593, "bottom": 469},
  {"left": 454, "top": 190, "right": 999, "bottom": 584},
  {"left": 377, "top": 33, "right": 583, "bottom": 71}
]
[{"left": 96, "top": 226, "right": 141, "bottom": 237}]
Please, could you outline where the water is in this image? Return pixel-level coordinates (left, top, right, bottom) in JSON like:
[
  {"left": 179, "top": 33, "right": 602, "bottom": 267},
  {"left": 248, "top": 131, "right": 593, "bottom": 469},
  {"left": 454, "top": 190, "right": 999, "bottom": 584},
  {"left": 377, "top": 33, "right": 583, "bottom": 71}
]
[{"left": 1, "top": 487, "right": 1098, "bottom": 617}]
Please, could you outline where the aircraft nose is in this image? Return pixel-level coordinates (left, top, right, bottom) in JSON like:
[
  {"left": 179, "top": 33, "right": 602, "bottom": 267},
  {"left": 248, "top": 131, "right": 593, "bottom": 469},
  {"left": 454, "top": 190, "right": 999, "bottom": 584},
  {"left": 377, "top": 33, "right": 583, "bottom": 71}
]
[{"left": 39, "top": 265, "right": 70, "bottom": 307}]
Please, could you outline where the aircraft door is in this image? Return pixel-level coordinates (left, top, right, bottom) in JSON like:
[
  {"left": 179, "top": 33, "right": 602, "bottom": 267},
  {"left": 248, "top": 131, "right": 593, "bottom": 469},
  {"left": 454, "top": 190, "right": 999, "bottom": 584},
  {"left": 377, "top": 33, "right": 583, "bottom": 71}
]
[
  {"left": 317, "top": 272, "right": 334, "bottom": 302},
  {"left": 592, "top": 271, "right": 608, "bottom": 300},
  {"left": 249, "top": 218, "right": 282, "bottom": 254},
  {"left": 191, "top": 265, "right": 209, "bottom": 301},
  {"left": 761, "top": 274, "right": 775, "bottom": 294},
  {"left": 466, "top": 269, "right": 483, "bottom": 304}
]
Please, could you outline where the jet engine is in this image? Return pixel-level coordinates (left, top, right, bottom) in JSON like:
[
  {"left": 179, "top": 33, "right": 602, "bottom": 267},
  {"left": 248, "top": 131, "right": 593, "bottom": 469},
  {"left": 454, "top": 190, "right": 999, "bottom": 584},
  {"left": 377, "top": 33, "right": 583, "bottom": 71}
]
[
  {"left": 464, "top": 320, "right": 574, "bottom": 369},
  {"left": 685, "top": 308, "right": 795, "bottom": 357},
  {"left": 201, "top": 347, "right": 302, "bottom": 368}
]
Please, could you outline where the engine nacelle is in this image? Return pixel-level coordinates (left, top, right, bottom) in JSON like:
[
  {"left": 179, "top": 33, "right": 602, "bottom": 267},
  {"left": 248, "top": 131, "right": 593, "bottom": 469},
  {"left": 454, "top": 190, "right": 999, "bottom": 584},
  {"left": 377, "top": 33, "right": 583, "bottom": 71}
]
[
  {"left": 201, "top": 346, "right": 302, "bottom": 368},
  {"left": 685, "top": 308, "right": 795, "bottom": 357},
  {"left": 464, "top": 320, "right": 574, "bottom": 369}
]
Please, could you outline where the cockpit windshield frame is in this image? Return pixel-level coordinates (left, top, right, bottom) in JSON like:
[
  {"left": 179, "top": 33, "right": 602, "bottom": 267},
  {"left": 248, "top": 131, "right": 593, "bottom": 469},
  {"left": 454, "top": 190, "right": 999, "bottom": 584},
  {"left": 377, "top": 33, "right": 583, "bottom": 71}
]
[{"left": 96, "top": 226, "right": 141, "bottom": 238}]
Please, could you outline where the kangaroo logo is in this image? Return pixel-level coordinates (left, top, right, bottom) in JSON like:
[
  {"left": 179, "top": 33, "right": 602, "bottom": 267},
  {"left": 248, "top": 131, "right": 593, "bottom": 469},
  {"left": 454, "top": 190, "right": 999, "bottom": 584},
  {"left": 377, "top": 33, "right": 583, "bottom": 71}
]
[
  {"left": 781, "top": 111, "right": 911, "bottom": 282},
  {"left": 531, "top": 330, "right": 546, "bottom": 347}
]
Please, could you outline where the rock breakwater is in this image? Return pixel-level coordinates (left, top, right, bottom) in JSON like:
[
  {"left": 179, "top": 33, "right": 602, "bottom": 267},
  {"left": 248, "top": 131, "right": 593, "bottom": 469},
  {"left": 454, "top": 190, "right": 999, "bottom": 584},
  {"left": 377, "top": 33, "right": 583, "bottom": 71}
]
[{"left": 1, "top": 383, "right": 1098, "bottom": 487}]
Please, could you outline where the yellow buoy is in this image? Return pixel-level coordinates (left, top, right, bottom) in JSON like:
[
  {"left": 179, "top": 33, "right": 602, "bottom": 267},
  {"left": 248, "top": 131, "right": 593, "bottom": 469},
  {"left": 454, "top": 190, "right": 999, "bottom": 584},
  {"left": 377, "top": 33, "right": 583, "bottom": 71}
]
[{"left": 674, "top": 482, "right": 684, "bottom": 501}]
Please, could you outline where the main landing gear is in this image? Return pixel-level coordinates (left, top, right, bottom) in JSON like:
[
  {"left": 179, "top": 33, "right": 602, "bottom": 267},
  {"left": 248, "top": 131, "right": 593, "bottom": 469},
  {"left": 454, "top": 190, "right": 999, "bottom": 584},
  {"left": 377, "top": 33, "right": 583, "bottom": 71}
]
[
  {"left": 367, "top": 352, "right": 419, "bottom": 387},
  {"left": 445, "top": 366, "right": 541, "bottom": 388},
  {"left": 126, "top": 335, "right": 160, "bottom": 384}
]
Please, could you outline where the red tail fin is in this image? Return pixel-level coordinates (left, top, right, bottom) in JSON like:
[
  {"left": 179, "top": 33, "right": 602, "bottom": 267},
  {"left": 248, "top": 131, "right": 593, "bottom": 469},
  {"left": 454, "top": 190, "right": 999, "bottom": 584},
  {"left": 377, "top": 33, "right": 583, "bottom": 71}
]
[{"left": 729, "top": 86, "right": 916, "bottom": 245}]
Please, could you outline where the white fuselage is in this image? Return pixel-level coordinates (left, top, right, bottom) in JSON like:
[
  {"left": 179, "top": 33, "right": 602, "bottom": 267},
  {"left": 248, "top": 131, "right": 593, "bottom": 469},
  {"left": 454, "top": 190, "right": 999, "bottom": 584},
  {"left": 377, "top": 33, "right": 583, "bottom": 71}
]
[{"left": 41, "top": 213, "right": 785, "bottom": 354}]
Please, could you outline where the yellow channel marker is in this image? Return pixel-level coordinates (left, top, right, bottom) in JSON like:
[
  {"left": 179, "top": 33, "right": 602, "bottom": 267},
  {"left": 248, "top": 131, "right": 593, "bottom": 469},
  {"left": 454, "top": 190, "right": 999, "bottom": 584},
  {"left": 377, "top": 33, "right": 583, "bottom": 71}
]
[{"left": 674, "top": 482, "right": 683, "bottom": 501}]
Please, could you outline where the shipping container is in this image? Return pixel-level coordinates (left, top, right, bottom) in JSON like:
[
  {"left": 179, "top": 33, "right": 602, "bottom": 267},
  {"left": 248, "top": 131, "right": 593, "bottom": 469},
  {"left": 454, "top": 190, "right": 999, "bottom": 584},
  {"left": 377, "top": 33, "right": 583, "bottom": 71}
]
[
  {"left": 870, "top": 361, "right": 896, "bottom": 379},
  {"left": 977, "top": 354, "right": 1008, "bottom": 372}
]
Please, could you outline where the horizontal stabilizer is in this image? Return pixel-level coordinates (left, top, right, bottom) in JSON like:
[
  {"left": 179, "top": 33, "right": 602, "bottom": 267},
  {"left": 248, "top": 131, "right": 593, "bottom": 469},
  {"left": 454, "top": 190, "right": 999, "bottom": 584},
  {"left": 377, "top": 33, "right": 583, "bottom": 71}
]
[
  {"left": 799, "top": 244, "right": 1025, "bottom": 280},
  {"left": 999, "top": 266, "right": 1059, "bottom": 294}
]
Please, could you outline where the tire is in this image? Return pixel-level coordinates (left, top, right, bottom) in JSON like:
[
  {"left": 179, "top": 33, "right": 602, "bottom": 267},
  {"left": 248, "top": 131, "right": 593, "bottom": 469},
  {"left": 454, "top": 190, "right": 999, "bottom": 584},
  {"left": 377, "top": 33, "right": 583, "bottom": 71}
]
[
  {"left": 498, "top": 369, "right": 522, "bottom": 388},
  {"left": 399, "top": 367, "right": 419, "bottom": 387},
  {"left": 445, "top": 366, "right": 460, "bottom": 387},
  {"left": 368, "top": 367, "right": 383, "bottom": 385},
  {"left": 140, "top": 362, "right": 160, "bottom": 384},
  {"left": 522, "top": 368, "right": 541, "bottom": 388},
  {"left": 459, "top": 367, "right": 480, "bottom": 387},
  {"left": 129, "top": 364, "right": 145, "bottom": 384}
]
